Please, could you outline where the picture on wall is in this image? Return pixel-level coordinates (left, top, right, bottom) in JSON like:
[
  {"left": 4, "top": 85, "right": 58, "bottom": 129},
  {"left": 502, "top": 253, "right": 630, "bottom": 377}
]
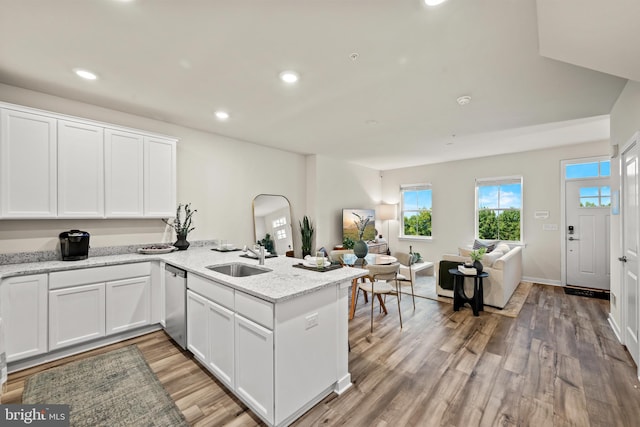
[{"left": 342, "top": 209, "right": 376, "bottom": 241}]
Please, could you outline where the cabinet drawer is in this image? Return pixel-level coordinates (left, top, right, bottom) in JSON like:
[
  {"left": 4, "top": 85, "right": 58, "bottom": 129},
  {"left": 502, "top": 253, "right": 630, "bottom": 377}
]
[
  {"left": 49, "top": 262, "right": 151, "bottom": 289},
  {"left": 235, "top": 292, "right": 273, "bottom": 330},
  {"left": 188, "top": 274, "right": 234, "bottom": 310}
]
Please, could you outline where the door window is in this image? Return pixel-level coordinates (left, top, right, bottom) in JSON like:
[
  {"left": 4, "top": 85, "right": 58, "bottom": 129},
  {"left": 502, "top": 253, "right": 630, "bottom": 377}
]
[{"left": 579, "top": 186, "right": 611, "bottom": 208}]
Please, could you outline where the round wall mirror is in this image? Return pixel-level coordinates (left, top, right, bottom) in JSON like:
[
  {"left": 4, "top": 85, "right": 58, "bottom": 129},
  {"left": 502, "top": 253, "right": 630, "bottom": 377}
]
[{"left": 252, "top": 194, "right": 293, "bottom": 256}]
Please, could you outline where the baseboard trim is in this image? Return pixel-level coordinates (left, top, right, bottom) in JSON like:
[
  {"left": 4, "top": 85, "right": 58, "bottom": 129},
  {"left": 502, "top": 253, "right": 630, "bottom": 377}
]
[
  {"left": 522, "top": 276, "right": 561, "bottom": 286},
  {"left": 608, "top": 313, "right": 623, "bottom": 344},
  {"left": 8, "top": 324, "right": 162, "bottom": 374}
]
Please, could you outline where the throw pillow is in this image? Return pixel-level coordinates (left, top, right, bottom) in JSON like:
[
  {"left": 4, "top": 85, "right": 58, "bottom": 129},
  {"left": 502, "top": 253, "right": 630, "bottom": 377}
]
[
  {"left": 473, "top": 239, "right": 496, "bottom": 253},
  {"left": 495, "top": 243, "right": 510, "bottom": 254},
  {"left": 459, "top": 247, "right": 473, "bottom": 257}
]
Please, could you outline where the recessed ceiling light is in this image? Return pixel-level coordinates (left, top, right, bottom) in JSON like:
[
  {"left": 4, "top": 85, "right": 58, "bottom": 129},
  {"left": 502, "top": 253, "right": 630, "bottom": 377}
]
[
  {"left": 73, "top": 68, "right": 98, "bottom": 80},
  {"left": 214, "top": 111, "right": 230, "bottom": 121},
  {"left": 424, "top": 0, "right": 448, "bottom": 6},
  {"left": 279, "top": 71, "right": 299, "bottom": 84},
  {"left": 457, "top": 95, "right": 472, "bottom": 105}
]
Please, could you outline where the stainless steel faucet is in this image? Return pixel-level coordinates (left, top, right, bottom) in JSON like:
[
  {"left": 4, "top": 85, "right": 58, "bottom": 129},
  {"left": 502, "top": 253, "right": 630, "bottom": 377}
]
[{"left": 245, "top": 245, "right": 266, "bottom": 265}]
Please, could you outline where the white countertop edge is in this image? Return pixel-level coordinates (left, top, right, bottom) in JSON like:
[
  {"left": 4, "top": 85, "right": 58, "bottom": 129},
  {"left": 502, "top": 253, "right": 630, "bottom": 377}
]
[{"left": 0, "top": 247, "right": 367, "bottom": 303}]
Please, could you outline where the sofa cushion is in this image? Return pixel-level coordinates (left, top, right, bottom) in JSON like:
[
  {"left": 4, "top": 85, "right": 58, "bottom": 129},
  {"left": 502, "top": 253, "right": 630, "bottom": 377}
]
[{"left": 479, "top": 251, "right": 503, "bottom": 267}]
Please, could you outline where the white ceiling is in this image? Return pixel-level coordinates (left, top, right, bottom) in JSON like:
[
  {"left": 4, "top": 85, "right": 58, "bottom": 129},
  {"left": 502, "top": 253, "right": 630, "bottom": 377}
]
[{"left": 0, "top": 0, "right": 633, "bottom": 170}]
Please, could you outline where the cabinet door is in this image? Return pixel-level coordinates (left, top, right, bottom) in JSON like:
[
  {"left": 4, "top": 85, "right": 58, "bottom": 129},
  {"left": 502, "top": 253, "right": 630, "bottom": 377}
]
[
  {"left": 235, "top": 315, "right": 274, "bottom": 423},
  {"left": 187, "top": 290, "right": 208, "bottom": 362},
  {"left": 0, "top": 274, "right": 48, "bottom": 362},
  {"left": 105, "top": 276, "right": 150, "bottom": 335},
  {"left": 0, "top": 108, "right": 57, "bottom": 218},
  {"left": 207, "top": 300, "right": 235, "bottom": 389},
  {"left": 57, "top": 120, "right": 104, "bottom": 217},
  {"left": 144, "top": 136, "right": 176, "bottom": 217},
  {"left": 49, "top": 283, "right": 106, "bottom": 350},
  {"left": 104, "top": 129, "right": 144, "bottom": 217}
]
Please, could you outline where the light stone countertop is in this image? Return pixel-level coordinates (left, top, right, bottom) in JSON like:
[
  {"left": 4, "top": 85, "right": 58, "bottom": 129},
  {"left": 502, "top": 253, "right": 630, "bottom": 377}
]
[{"left": 0, "top": 246, "right": 367, "bottom": 303}]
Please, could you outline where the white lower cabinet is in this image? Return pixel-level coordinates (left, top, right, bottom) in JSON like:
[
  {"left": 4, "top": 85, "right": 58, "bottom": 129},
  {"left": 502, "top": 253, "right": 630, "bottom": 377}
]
[
  {"left": 106, "top": 276, "right": 151, "bottom": 334},
  {"left": 49, "top": 283, "right": 106, "bottom": 350},
  {"left": 187, "top": 290, "right": 235, "bottom": 389},
  {"left": 187, "top": 290, "right": 208, "bottom": 362},
  {"left": 0, "top": 274, "right": 48, "bottom": 362},
  {"left": 48, "top": 263, "right": 152, "bottom": 351},
  {"left": 187, "top": 276, "right": 275, "bottom": 424},
  {"left": 234, "top": 314, "right": 274, "bottom": 422}
]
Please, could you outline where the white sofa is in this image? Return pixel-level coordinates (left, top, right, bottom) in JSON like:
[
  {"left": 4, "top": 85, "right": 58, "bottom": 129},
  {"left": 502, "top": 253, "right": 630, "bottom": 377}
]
[{"left": 437, "top": 243, "right": 523, "bottom": 309}]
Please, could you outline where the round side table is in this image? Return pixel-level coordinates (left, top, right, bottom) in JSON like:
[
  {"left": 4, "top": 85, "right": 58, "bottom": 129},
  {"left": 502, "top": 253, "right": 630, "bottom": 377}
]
[{"left": 448, "top": 269, "right": 488, "bottom": 316}]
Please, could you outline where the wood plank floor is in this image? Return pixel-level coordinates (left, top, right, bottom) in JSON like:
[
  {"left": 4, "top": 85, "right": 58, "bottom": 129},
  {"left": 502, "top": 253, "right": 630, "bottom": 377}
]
[{"left": 4, "top": 283, "right": 640, "bottom": 426}]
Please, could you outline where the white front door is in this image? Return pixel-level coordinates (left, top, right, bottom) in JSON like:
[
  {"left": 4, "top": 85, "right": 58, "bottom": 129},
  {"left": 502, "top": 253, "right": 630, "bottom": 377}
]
[
  {"left": 622, "top": 139, "right": 639, "bottom": 367},
  {"left": 565, "top": 178, "right": 611, "bottom": 289}
]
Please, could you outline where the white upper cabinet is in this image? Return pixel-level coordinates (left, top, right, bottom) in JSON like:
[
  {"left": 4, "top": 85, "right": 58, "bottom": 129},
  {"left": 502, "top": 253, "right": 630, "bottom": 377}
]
[
  {"left": 144, "top": 136, "right": 176, "bottom": 217},
  {"left": 0, "top": 108, "right": 57, "bottom": 218},
  {"left": 105, "top": 129, "right": 144, "bottom": 217},
  {"left": 0, "top": 102, "right": 177, "bottom": 219},
  {"left": 57, "top": 120, "right": 105, "bottom": 218}
]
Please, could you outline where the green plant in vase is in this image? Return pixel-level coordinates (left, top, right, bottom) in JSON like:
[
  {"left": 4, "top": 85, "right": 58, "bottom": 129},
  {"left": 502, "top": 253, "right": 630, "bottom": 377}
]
[
  {"left": 259, "top": 233, "right": 276, "bottom": 254},
  {"left": 352, "top": 211, "right": 372, "bottom": 260},
  {"left": 299, "top": 215, "right": 314, "bottom": 257},
  {"left": 469, "top": 247, "right": 486, "bottom": 272},
  {"left": 342, "top": 237, "right": 355, "bottom": 250},
  {"left": 162, "top": 203, "right": 196, "bottom": 250}
]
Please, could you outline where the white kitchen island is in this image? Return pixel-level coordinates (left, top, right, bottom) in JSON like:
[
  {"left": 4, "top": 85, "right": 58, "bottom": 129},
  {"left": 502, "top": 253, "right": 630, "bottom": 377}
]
[
  {"left": 0, "top": 247, "right": 366, "bottom": 427},
  {"left": 166, "top": 248, "right": 366, "bottom": 427}
]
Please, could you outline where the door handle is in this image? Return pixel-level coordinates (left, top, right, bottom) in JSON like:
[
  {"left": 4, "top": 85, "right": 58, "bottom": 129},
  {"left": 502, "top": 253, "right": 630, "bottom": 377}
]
[
  {"left": 619, "top": 256, "right": 628, "bottom": 262},
  {"left": 568, "top": 236, "right": 579, "bottom": 241}
]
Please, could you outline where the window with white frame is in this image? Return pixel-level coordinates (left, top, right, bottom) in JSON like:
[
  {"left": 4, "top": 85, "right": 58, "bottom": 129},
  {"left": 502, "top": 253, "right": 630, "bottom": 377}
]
[
  {"left": 272, "top": 217, "right": 287, "bottom": 228},
  {"left": 476, "top": 176, "right": 522, "bottom": 242},
  {"left": 272, "top": 216, "right": 287, "bottom": 240},
  {"left": 400, "top": 184, "right": 432, "bottom": 238},
  {"left": 565, "top": 159, "right": 611, "bottom": 208}
]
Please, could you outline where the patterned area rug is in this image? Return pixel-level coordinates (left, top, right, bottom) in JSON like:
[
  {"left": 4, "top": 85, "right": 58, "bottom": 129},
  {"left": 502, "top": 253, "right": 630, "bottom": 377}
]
[
  {"left": 401, "top": 274, "right": 532, "bottom": 318},
  {"left": 23, "top": 345, "right": 188, "bottom": 427}
]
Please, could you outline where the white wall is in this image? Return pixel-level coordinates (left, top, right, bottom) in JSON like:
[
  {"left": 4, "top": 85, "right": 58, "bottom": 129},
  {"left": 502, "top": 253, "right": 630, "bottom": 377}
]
[
  {"left": 306, "top": 155, "right": 381, "bottom": 252},
  {"left": 381, "top": 140, "right": 608, "bottom": 284},
  {"left": 609, "top": 80, "right": 640, "bottom": 336},
  {"left": 0, "top": 84, "right": 307, "bottom": 254}
]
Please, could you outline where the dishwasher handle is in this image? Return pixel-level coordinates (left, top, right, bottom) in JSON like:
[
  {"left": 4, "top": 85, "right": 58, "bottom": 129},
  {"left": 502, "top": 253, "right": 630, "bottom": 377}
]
[{"left": 165, "top": 264, "right": 186, "bottom": 278}]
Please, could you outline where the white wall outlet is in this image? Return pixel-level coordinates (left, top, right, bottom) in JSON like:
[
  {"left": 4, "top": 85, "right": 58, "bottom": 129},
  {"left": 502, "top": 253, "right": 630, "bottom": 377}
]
[{"left": 305, "top": 312, "right": 319, "bottom": 330}]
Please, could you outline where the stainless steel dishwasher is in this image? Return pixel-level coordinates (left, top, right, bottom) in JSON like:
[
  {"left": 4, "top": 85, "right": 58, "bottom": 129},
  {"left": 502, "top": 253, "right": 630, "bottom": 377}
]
[{"left": 164, "top": 264, "right": 187, "bottom": 349}]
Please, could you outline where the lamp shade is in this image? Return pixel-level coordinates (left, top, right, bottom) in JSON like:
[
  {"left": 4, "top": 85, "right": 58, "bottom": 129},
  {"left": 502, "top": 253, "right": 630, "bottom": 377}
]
[{"left": 377, "top": 204, "right": 397, "bottom": 221}]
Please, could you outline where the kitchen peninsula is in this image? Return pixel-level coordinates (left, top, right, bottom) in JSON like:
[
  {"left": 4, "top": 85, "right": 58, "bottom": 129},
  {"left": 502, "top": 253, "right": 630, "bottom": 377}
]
[{"left": 0, "top": 246, "right": 366, "bottom": 427}]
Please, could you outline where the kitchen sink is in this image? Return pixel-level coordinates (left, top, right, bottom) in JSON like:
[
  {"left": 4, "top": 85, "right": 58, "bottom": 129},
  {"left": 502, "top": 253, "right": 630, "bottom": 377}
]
[{"left": 206, "top": 262, "right": 271, "bottom": 277}]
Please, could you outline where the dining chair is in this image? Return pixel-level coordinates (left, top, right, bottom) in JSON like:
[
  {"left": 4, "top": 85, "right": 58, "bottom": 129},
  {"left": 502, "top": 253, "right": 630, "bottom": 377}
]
[
  {"left": 329, "top": 249, "right": 354, "bottom": 266},
  {"left": 393, "top": 251, "right": 416, "bottom": 310},
  {"left": 357, "top": 263, "right": 402, "bottom": 333}
]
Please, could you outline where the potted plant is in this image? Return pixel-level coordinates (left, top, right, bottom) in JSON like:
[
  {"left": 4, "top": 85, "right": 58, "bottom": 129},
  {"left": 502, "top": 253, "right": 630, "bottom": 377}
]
[
  {"left": 469, "top": 247, "right": 487, "bottom": 272},
  {"left": 342, "top": 237, "right": 355, "bottom": 250},
  {"left": 163, "top": 203, "right": 196, "bottom": 250},
  {"left": 259, "top": 233, "right": 276, "bottom": 254},
  {"left": 352, "top": 211, "right": 372, "bottom": 259},
  {"left": 299, "top": 215, "right": 314, "bottom": 257}
]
